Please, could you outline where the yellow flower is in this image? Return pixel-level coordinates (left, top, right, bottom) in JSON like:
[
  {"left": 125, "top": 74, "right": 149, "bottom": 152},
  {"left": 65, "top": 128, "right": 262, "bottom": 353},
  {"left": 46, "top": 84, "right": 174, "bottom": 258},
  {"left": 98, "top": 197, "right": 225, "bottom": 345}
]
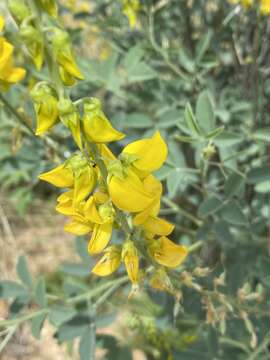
[
  {"left": 83, "top": 98, "right": 125, "bottom": 143},
  {"left": 148, "top": 236, "right": 188, "bottom": 268},
  {"left": 0, "top": 16, "right": 4, "bottom": 32},
  {"left": 52, "top": 29, "right": 84, "bottom": 81},
  {"left": 133, "top": 175, "right": 162, "bottom": 224},
  {"left": 73, "top": 164, "right": 97, "bottom": 206},
  {"left": 108, "top": 167, "right": 156, "bottom": 213},
  {"left": 39, "top": 163, "right": 74, "bottom": 188},
  {"left": 58, "top": 98, "right": 82, "bottom": 149},
  {"left": 20, "top": 25, "right": 44, "bottom": 70},
  {"left": 59, "top": 66, "right": 76, "bottom": 86},
  {"left": 88, "top": 222, "right": 113, "bottom": 254},
  {"left": 92, "top": 245, "right": 122, "bottom": 277},
  {"left": 122, "top": 241, "right": 139, "bottom": 284},
  {"left": 122, "top": 0, "right": 140, "bottom": 28},
  {"left": 86, "top": 199, "right": 115, "bottom": 254},
  {"left": 56, "top": 190, "right": 74, "bottom": 215},
  {"left": 143, "top": 216, "right": 174, "bottom": 237},
  {"left": 149, "top": 268, "right": 174, "bottom": 294},
  {"left": 39, "top": 0, "right": 58, "bottom": 18},
  {"left": 31, "top": 83, "right": 59, "bottom": 135},
  {"left": 64, "top": 218, "right": 92, "bottom": 235},
  {"left": 122, "top": 131, "right": 167, "bottom": 178},
  {"left": 0, "top": 37, "right": 25, "bottom": 90},
  {"left": 260, "top": 0, "right": 270, "bottom": 14}
]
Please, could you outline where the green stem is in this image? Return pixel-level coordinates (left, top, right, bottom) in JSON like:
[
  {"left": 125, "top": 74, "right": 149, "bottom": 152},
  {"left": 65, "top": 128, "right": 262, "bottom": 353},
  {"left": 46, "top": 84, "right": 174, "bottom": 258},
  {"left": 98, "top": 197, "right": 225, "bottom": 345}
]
[
  {"left": 0, "top": 325, "right": 18, "bottom": 353},
  {"left": 0, "top": 93, "right": 33, "bottom": 135},
  {"left": 66, "top": 276, "right": 128, "bottom": 304},
  {"left": 188, "top": 240, "right": 203, "bottom": 253},
  {"left": 0, "top": 309, "right": 48, "bottom": 328},
  {"left": 162, "top": 197, "right": 202, "bottom": 227},
  {"left": 247, "top": 333, "right": 270, "bottom": 360}
]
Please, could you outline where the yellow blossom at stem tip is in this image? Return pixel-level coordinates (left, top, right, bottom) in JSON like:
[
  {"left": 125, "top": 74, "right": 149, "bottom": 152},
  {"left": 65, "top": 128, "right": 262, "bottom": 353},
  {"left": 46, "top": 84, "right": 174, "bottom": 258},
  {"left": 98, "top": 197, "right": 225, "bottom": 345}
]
[{"left": 92, "top": 245, "right": 122, "bottom": 277}]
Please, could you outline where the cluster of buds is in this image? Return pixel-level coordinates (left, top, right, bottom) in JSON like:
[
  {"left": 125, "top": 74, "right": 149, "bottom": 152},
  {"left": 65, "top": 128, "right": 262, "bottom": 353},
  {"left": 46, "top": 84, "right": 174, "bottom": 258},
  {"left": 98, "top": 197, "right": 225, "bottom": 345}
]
[
  {"left": 228, "top": 0, "right": 270, "bottom": 15},
  {"left": 0, "top": 16, "right": 25, "bottom": 91},
  {"left": 8, "top": 0, "right": 83, "bottom": 85}
]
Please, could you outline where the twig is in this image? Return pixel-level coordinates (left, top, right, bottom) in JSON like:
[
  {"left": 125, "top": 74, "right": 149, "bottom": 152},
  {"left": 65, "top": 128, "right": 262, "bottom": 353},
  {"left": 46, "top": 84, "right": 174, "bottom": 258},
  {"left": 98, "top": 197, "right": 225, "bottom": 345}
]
[
  {"left": 247, "top": 333, "right": 270, "bottom": 360},
  {"left": 0, "top": 325, "right": 18, "bottom": 354}
]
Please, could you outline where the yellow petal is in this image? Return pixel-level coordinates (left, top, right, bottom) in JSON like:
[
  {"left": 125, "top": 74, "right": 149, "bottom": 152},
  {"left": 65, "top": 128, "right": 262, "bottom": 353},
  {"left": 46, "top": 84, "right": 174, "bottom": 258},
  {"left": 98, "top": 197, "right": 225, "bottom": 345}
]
[
  {"left": 5, "top": 67, "right": 26, "bottom": 83},
  {"left": 0, "top": 16, "right": 5, "bottom": 32},
  {"left": 143, "top": 216, "right": 174, "bottom": 236},
  {"left": 84, "top": 196, "right": 103, "bottom": 224},
  {"left": 83, "top": 100, "right": 125, "bottom": 143},
  {"left": 122, "top": 131, "right": 167, "bottom": 175},
  {"left": 133, "top": 175, "right": 162, "bottom": 225},
  {"left": 64, "top": 219, "right": 92, "bottom": 235},
  {"left": 56, "top": 190, "right": 74, "bottom": 215},
  {"left": 99, "top": 144, "right": 116, "bottom": 164},
  {"left": 122, "top": 241, "right": 139, "bottom": 284},
  {"left": 73, "top": 166, "right": 96, "bottom": 205},
  {"left": 149, "top": 268, "right": 174, "bottom": 294},
  {"left": 108, "top": 169, "right": 155, "bottom": 213},
  {"left": 39, "top": 163, "right": 74, "bottom": 188},
  {"left": 93, "top": 190, "right": 109, "bottom": 204},
  {"left": 88, "top": 222, "right": 113, "bottom": 254},
  {"left": 148, "top": 236, "right": 188, "bottom": 268},
  {"left": 59, "top": 52, "right": 84, "bottom": 80},
  {"left": 92, "top": 245, "right": 121, "bottom": 277},
  {"left": 35, "top": 97, "right": 59, "bottom": 135},
  {"left": 59, "top": 65, "right": 76, "bottom": 86}
]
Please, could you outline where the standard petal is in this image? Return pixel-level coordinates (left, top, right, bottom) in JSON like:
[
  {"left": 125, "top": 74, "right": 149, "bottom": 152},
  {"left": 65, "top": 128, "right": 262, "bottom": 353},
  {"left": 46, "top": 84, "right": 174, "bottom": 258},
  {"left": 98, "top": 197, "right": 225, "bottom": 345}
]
[
  {"left": 122, "top": 131, "right": 167, "bottom": 174},
  {"left": 108, "top": 170, "right": 155, "bottom": 213}
]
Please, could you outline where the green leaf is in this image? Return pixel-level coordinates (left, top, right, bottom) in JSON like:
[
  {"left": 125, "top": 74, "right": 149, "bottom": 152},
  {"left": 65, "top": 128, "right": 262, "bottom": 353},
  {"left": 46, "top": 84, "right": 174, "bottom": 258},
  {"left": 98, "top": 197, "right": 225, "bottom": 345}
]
[
  {"left": 196, "top": 30, "right": 213, "bottom": 63},
  {"left": 0, "top": 281, "right": 28, "bottom": 299},
  {"left": 49, "top": 306, "right": 76, "bottom": 327},
  {"left": 247, "top": 166, "right": 270, "bottom": 184},
  {"left": 16, "top": 256, "right": 32, "bottom": 288},
  {"left": 178, "top": 48, "right": 195, "bottom": 73},
  {"left": 224, "top": 173, "right": 245, "bottom": 198},
  {"left": 60, "top": 262, "right": 90, "bottom": 277},
  {"left": 220, "top": 201, "right": 248, "bottom": 226},
  {"left": 255, "top": 181, "right": 270, "bottom": 193},
  {"left": 184, "top": 103, "right": 201, "bottom": 137},
  {"left": 253, "top": 127, "right": 270, "bottom": 142},
  {"left": 125, "top": 113, "right": 153, "bottom": 128},
  {"left": 128, "top": 62, "right": 157, "bottom": 82},
  {"left": 123, "top": 45, "right": 144, "bottom": 72},
  {"left": 198, "top": 196, "right": 223, "bottom": 217},
  {"left": 34, "top": 277, "right": 47, "bottom": 307},
  {"left": 79, "top": 329, "right": 92, "bottom": 360},
  {"left": 174, "top": 134, "right": 197, "bottom": 143},
  {"left": 75, "top": 237, "right": 90, "bottom": 264},
  {"left": 31, "top": 313, "right": 47, "bottom": 340},
  {"left": 57, "top": 317, "right": 89, "bottom": 342},
  {"left": 196, "top": 91, "right": 215, "bottom": 133},
  {"left": 213, "top": 132, "right": 243, "bottom": 147},
  {"left": 205, "top": 126, "right": 224, "bottom": 140}
]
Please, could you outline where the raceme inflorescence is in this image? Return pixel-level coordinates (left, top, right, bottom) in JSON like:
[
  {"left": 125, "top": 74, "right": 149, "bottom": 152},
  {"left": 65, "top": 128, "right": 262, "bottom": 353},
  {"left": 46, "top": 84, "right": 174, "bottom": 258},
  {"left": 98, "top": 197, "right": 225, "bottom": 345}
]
[{"left": 5, "top": 0, "right": 188, "bottom": 293}]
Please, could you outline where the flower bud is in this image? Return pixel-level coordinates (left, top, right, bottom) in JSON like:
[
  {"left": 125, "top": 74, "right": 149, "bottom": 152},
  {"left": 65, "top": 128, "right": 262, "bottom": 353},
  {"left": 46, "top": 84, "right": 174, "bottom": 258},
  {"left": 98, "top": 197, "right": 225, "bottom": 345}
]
[
  {"left": 52, "top": 28, "right": 84, "bottom": 81},
  {"left": 20, "top": 25, "right": 44, "bottom": 70},
  {"left": 122, "top": 240, "right": 139, "bottom": 284},
  {"left": 38, "top": 0, "right": 58, "bottom": 18},
  {"left": 92, "top": 245, "right": 121, "bottom": 277},
  {"left": 83, "top": 98, "right": 125, "bottom": 143},
  {"left": 58, "top": 98, "right": 82, "bottom": 149},
  {"left": 31, "top": 83, "right": 58, "bottom": 135},
  {"left": 8, "top": 0, "right": 31, "bottom": 24},
  {"left": 202, "top": 142, "right": 216, "bottom": 160}
]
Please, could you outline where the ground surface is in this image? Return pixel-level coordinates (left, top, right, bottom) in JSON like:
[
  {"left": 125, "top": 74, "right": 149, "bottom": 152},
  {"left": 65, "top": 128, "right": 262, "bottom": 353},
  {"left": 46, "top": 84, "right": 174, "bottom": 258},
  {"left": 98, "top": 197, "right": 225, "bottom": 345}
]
[{"left": 0, "top": 196, "right": 145, "bottom": 360}]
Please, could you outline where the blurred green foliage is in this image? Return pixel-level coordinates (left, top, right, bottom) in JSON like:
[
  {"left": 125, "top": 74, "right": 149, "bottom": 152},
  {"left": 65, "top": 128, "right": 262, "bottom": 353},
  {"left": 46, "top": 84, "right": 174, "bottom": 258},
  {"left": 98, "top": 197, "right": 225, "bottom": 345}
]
[{"left": 1, "top": 0, "right": 270, "bottom": 359}]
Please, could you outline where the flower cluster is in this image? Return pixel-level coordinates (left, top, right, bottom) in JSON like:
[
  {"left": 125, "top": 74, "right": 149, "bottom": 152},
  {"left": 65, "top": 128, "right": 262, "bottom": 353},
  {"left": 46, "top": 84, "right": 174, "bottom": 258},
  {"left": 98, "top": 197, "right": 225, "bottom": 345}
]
[
  {"left": 6, "top": 0, "right": 188, "bottom": 291},
  {"left": 121, "top": 0, "right": 140, "bottom": 28},
  {"left": 228, "top": 0, "right": 270, "bottom": 14},
  {"left": 38, "top": 97, "right": 188, "bottom": 288},
  {"left": 0, "top": 16, "right": 25, "bottom": 91}
]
